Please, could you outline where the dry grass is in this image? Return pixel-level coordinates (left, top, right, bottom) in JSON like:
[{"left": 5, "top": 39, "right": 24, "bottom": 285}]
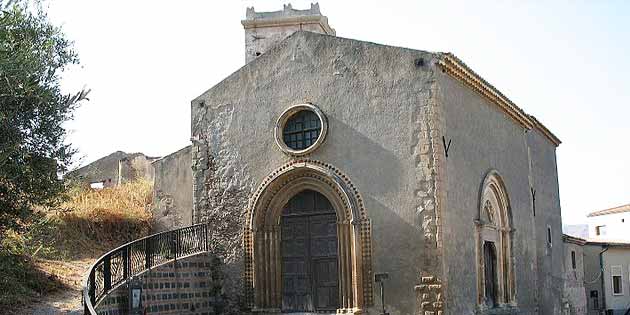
[
  {"left": 0, "top": 179, "right": 154, "bottom": 311},
  {"left": 53, "top": 179, "right": 154, "bottom": 257}
]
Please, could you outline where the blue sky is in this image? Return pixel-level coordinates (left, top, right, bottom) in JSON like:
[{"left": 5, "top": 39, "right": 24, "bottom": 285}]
[{"left": 48, "top": 1, "right": 629, "bottom": 224}]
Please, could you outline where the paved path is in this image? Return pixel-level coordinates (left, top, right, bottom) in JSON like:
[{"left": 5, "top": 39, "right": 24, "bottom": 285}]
[{"left": 14, "top": 258, "right": 92, "bottom": 315}]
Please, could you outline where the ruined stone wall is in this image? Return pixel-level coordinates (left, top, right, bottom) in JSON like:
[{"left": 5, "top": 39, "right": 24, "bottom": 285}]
[
  {"left": 66, "top": 151, "right": 128, "bottom": 186},
  {"left": 191, "top": 31, "right": 441, "bottom": 315},
  {"left": 67, "top": 151, "right": 158, "bottom": 187},
  {"left": 118, "top": 153, "right": 158, "bottom": 184},
  {"left": 95, "top": 253, "right": 224, "bottom": 315},
  {"left": 152, "top": 146, "right": 193, "bottom": 232}
]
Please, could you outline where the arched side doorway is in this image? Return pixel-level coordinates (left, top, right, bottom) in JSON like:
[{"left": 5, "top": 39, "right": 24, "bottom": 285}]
[
  {"left": 475, "top": 170, "right": 515, "bottom": 308},
  {"left": 244, "top": 160, "right": 373, "bottom": 314}
]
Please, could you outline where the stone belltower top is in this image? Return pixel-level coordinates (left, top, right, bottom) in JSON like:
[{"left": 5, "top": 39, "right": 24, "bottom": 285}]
[{"left": 241, "top": 3, "right": 335, "bottom": 63}]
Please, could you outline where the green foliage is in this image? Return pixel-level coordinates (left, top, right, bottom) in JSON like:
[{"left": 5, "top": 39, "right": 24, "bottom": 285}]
[{"left": 0, "top": 0, "right": 88, "bottom": 228}]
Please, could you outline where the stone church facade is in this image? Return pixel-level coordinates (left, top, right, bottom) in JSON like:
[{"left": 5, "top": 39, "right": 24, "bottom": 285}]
[{"left": 190, "top": 5, "right": 564, "bottom": 315}]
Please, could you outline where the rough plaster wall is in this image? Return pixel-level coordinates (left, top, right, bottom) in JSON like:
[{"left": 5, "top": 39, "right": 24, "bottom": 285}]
[
  {"left": 152, "top": 146, "right": 193, "bottom": 232},
  {"left": 192, "top": 102, "right": 252, "bottom": 313},
  {"left": 583, "top": 244, "right": 603, "bottom": 315},
  {"left": 438, "top": 72, "right": 541, "bottom": 314},
  {"left": 192, "top": 31, "right": 440, "bottom": 315},
  {"left": 563, "top": 242, "right": 587, "bottom": 315},
  {"left": 528, "top": 128, "right": 565, "bottom": 315},
  {"left": 119, "top": 153, "right": 157, "bottom": 184}
]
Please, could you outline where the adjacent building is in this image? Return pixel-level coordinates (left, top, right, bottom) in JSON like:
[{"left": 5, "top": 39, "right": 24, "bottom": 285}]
[
  {"left": 564, "top": 234, "right": 588, "bottom": 315},
  {"left": 583, "top": 240, "right": 630, "bottom": 315},
  {"left": 587, "top": 204, "right": 630, "bottom": 242}
]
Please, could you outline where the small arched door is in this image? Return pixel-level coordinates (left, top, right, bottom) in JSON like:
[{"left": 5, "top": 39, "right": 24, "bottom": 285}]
[
  {"left": 483, "top": 241, "right": 498, "bottom": 307},
  {"left": 281, "top": 190, "right": 339, "bottom": 312}
]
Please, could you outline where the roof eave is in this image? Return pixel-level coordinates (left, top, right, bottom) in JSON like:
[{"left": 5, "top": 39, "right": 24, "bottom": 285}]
[{"left": 437, "top": 53, "right": 561, "bottom": 147}]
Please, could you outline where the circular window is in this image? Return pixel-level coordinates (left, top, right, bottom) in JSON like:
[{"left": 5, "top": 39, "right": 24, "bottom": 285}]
[{"left": 275, "top": 104, "right": 327, "bottom": 156}]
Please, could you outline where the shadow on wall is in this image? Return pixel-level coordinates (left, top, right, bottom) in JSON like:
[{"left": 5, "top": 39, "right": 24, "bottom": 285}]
[
  {"left": 321, "top": 116, "right": 404, "bottom": 196},
  {"left": 363, "top": 195, "right": 424, "bottom": 315}
]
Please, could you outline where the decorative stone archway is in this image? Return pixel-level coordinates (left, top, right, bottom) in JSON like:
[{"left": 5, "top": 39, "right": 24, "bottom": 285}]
[
  {"left": 244, "top": 159, "right": 373, "bottom": 313},
  {"left": 475, "top": 170, "right": 516, "bottom": 309}
]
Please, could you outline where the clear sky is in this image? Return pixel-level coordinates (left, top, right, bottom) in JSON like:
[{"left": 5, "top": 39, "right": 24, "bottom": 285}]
[{"left": 47, "top": 1, "right": 629, "bottom": 224}]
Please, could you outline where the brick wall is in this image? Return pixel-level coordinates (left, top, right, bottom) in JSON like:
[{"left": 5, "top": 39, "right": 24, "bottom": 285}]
[{"left": 95, "top": 253, "right": 223, "bottom": 315}]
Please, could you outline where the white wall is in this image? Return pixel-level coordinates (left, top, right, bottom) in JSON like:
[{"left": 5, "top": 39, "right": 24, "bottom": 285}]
[{"left": 588, "top": 212, "right": 630, "bottom": 242}]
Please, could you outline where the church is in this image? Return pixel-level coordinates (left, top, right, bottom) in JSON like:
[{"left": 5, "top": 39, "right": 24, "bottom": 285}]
[{"left": 190, "top": 4, "right": 564, "bottom": 315}]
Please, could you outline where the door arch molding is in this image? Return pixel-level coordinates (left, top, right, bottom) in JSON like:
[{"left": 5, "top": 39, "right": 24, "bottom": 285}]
[{"left": 244, "top": 159, "right": 373, "bottom": 313}]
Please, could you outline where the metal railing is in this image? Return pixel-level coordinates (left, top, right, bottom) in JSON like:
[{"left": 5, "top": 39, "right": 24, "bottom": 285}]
[{"left": 82, "top": 223, "right": 209, "bottom": 315}]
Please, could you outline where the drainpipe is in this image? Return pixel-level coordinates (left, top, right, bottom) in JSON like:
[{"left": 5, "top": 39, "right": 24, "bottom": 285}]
[{"left": 599, "top": 245, "right": 609, "bottom": 313}]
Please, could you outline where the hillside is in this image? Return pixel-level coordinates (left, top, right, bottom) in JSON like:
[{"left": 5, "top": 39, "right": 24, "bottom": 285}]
[{"left": 0, "top": 180, "right": 154, "bottom": 314}]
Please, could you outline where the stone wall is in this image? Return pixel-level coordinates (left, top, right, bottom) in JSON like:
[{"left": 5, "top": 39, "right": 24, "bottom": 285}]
[
  {"left": 67, "top": 151, "right": 128, "bottom": 187},
  {"left": 191, "top": 31, "right": 438, "bottom": 315},
  {"left": 563, "top": 236, "right": 587, "bottom": 315},
  {"left": 95, "top": 253, "right": 224, "bottom": 315},
  {"left": 152, "top": 146, "right": 193, "bottom": 232},
  {"left": 118, "top": 153, "right": 158, "bottom": 185}
]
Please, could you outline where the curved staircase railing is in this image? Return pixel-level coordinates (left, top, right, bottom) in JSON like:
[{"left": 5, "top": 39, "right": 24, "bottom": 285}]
[{"left": 82, "top": 223, "right": 209, "bottom": 315}]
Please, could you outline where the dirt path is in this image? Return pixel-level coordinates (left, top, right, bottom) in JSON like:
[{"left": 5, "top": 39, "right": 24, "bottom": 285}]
[{"left": 15, "top": 258, "right": 92, "bottom": 315}]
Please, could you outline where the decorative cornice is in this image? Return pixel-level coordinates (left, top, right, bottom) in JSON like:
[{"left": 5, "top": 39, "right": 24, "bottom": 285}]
[
  {"left": 528, "top": 115, "right": 562, "bottom": 146},
  {"left": 438, "top": 53, "right": 561, "bottom": 147}
]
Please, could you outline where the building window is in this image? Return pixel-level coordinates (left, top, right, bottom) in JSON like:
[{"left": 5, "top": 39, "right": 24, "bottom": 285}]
[
  {"left": 283, "top": 110, "right": 321, "bottom": 150},
  {"left": 547, "top": 226, "right": 552, "bottom": 248},
  {"left": 612, "top": 266, "right": 623, "bottom": 295},
  {"left": 476, "top": 171, "right": 515, "bottom": 306},
  {"left": 571, "top": 251, "right": 576, "bottom": 270},
  {"left": 595, "top": 225, "right": 607, "bottom": 236},
  {"left": 274, "top": 104, "right": 328, "bottom": 156}
]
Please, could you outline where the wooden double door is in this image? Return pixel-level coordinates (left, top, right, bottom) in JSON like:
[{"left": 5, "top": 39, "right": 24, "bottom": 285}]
[{"left": 281, "top": 190, "right": 339, "bottom": 312}]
